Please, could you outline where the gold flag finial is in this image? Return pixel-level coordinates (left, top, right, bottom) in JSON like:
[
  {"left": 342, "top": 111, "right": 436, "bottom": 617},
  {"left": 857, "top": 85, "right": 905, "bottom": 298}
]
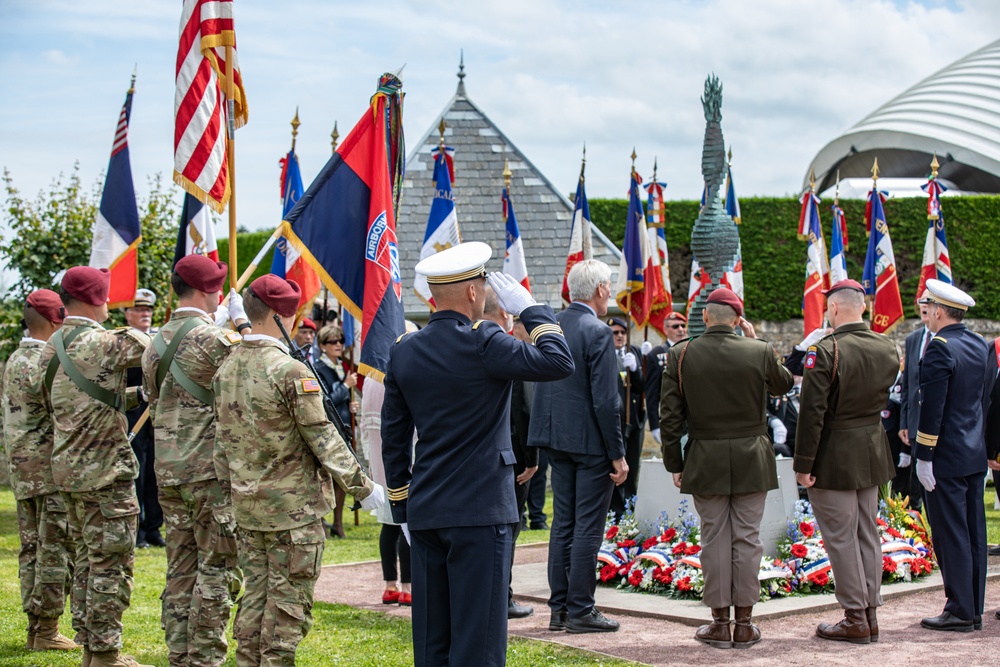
[
  {"left": 290, "top": 107, "right": 301, "bottom": 152},
  {"left": 330, "top": 121, "right": 339, "bottom": 153},
  {"left": 727, "top": 146, "right": 733, "bottom": 166},
  {"left": 871, "top": 157, "right": 880, "bottom": 183},
  {"left": 438, "top": 119, "right": 446, "bottom": 151},
  {"left": 809, "top": 168, "right": 816, "bottom": 192},
  {"left": 630, "top": 147, "right": 637, "bottom": 174},
  {"left": 503, "top": 158, "right": 512, "bottom": 191},
  {"left": 930, "top": 152, "right": 940, "bottom": 179}
]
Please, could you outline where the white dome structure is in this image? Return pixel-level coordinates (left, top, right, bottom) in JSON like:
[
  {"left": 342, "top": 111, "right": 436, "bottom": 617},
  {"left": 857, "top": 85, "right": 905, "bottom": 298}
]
[{"left": 805, "top": 39, "right": 1000, "bottom": 195}]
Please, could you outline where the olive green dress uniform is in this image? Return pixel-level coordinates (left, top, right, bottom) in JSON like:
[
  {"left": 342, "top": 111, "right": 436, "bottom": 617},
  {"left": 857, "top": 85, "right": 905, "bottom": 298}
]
[
  {"left": 2, "top": 338, "right": 76, "bottom": 642},
  {"left": 793, "top": 322, "right": 899, "bottom": 612},
  {"left": 213, "top": 335, "right": 375, "bottom": 667},
  {"left": 39, "top": 316, "right": 149, "bottom": 654},
  {"left": 660, "top": 324, "right": 793, "bottom": 608},
  {"left": 141, "top": 308, "right": 243, "bottom": 667}
]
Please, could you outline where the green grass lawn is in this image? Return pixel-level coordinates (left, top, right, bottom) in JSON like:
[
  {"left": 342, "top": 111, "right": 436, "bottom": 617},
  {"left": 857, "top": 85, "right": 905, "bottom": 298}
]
[{"left": 0, "top": 486, "right": 635, "bottom": 667}]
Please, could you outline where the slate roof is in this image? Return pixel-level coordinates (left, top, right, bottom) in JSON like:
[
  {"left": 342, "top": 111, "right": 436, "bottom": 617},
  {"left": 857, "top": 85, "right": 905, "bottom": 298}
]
[{"left": 396, "top": 69, "right": 621, "bottom": 316}]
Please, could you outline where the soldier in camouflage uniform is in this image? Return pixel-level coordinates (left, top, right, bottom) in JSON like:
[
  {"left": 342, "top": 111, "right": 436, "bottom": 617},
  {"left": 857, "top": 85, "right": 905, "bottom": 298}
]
[
  {"left": 213, "top": 275, "right": 386, "bottom": 667},
  {"left": 1, "top": 289, "right": 78, "bottom": 652},
  {"left": 39, "top": 266, "right": 152, "bottom": 667},
  {"left": 141, "top": 255, "right": 249, "bottom": 667}
]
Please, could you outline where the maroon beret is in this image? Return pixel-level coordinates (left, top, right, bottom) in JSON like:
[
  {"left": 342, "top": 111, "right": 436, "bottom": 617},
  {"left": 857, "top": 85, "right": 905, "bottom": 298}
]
[
  {"left": 822, "top": 279, "right": 865, "bottom": 297},
  {"left": 175, "top": 255, "right": 228, "bottom": 294},
  {"left": 665, "top": 311, "right": 688, "bottom": 323},
  {"left": 250, "top": 275, "right": 301, "bottom": 317},
  {"left": 299, "top": 317, "right": 317, "bottom": 331},
  {"left": 62, "top": 266, "right": 110, "bottom": 306},
  {"left": 706, "top": 287, "right": 744, "bottom": 317},
  {"left": 27, "top": 289, "right": 64, "bottom": 324}
]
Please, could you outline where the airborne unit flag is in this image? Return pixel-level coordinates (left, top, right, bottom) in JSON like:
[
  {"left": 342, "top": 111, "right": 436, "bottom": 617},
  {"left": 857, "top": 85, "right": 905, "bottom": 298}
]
[
  {"left": 916, "top": 156, "right": 952, "bottom": 302},
  {"left": 862, "top": 161, "right": 904, "bottom": 334},
  {"left": 799, "top": 184, "right": 830, "bottom": 335},
  {"left": 90, "top": 75, "right": 141, "bottom": 309}
]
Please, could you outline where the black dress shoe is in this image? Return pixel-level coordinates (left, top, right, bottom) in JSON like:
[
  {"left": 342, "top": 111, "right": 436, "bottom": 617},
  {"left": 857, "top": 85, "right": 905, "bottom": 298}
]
[
  {"left": 566, "top": 608, "right": 620, "bottom": 634},
  {"left": 548, "top": 610, "right": 568, "bottom": 631},
  {"left": 508, "top": 601, "right": 534, "bottom": 619},
  {"left": 995, "top": 609, "right": 1000, "bottom": 621},
  {"left": 530, "top": 521, "right": 549, "bottom": 530},
  {"left": 973, "top": 615, "right": 982, "bottom": 631},
  {"left": 988, "top": 544, "right": 1000, "bottom": 557},
  {"left": 146, "top": 530, "right": 166, "bottom": 548},
  {"left": 135, "top": 538, "right": 150, "bottom": 549},
  {"left": 921, "top": 611, "right": 974, "bottom": 633}
]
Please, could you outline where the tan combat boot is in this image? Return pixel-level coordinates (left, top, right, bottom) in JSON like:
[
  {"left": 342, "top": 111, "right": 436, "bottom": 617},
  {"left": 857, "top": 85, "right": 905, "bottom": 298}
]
[
  {"left": 88, "top": 650, "right": 153, "bottom": 667},
  {"left": 816, "top": 608, "right": 871, "bottom": 644},
  {"left": 32, "top": 616, "right": 80, "bottom": 650},
  {"left": 695, "top": 607, "right": 732, "bottom": 648},
  {"left": 733, "top": 605, "right": 762, "bottom": 648},
  {"left": 26, "top": 613, "right": 38, "bottom": 650}
]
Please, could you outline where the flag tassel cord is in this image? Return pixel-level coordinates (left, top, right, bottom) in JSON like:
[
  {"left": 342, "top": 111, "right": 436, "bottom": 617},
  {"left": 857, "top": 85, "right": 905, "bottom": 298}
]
[{"left": 225, "top": 43, "right": 238, "bottom": 288}]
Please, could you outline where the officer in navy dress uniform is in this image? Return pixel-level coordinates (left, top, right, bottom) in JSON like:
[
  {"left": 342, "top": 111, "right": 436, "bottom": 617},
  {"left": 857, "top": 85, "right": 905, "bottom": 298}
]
[
  {"left": 913, "top": 279, "right": 994, "bottom": 633},
  {"left": 381, "top": 242, "right": 575, "bottom": 667}
]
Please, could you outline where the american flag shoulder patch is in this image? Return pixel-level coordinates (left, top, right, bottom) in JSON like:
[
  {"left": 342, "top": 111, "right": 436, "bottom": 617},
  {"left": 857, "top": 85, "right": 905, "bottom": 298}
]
[{"left": 300, "top": 378, "right": 321, "bottom": 393}]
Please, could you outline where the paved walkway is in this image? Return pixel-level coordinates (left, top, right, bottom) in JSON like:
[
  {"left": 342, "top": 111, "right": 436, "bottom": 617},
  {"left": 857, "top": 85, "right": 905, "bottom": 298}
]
[{"left": 314, "top": 543, "right": 1000, "bottom": 667}]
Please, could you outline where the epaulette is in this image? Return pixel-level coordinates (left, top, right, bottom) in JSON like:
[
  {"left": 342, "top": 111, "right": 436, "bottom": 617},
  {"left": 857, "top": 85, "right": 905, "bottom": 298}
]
[
  {"left": 395, "top": 332, "right": 411, "bottom": 344},
  {"left": 472, "top": 320, "right": 485, "bottom": 330},
  {"left": 932, "top": 336, "right": 948, "bottom": 344}
]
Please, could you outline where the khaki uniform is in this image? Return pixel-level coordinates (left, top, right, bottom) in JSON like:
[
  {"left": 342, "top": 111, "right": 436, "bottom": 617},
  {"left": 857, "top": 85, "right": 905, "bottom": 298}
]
[
  {"left": 39, "top": 316, "right": 149, "bottom": 653},
  {"left": 2, "top": 339, "right": 76, "bottom": 626},
  {"left": 794, "top": 321, "right": 899, "bottom": 611},
  {"left": 213, "top": 336, "right": 374, "bottom": 667},
  {"left": 660, "top": 325, "right": 792, "bottom": 607},
  {"left": 142, "top": 309, "right": 242, "bottom": 667}
]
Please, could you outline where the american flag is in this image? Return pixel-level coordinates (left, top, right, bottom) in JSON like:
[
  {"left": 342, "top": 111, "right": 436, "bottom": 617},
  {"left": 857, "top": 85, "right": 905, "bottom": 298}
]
[{"left": 174, "top": 0, "right": 248, "bottom": 214}]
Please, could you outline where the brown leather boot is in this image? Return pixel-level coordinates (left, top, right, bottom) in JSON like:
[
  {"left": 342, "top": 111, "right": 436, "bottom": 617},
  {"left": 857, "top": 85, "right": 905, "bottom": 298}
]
[
  {"left": 32, "top": 616, "right": 79, "bottom": 650},
  {"left": 26, "top": 613, "right": 38, "bottom": 650},
  {"left": 866, "top": 607, "right": 879, "bottom": 643},
  {"left": 88, "top": 650, "right": 153, "bottom": 667},
  {"left": 733, "top": 606, "right": 761, "bottom": 648},
  {"left": 695, "top": 607, "right": 732, "bottom": 649},
  {"left": 816, "top": 608, "right": 871, "bottom": 644}
]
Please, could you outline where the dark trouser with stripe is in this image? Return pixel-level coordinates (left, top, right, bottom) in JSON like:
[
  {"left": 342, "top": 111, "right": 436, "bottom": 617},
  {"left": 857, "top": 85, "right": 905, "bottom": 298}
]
[
  {"left": 546, "top": 450, "right": 615, "bottom": 619},
  {"left": 924, "top": 472, "right": 987, "bottom": 620},
  {"left": 410, "top": 524, "right": 513, "bottom": 667},
  {"left": 508, "top": 477, "right": 531, "bottom": 604}
]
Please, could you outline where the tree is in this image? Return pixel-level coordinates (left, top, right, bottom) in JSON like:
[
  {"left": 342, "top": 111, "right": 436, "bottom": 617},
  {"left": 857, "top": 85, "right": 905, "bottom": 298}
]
[{"left": 0, "top": 166, "right": 180, "bottom": 359}]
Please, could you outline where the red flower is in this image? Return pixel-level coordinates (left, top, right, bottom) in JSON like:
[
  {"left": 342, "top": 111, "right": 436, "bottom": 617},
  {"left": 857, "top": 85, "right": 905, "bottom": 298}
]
[
  {"left": 782, "top": 581, "right": 793, "bottom": 593},
  {"left": 628, "top": 569, "right": 644, "bottom": 587},
  {"left": 791, "top": 543, "right": 808, "bottom": 558},
  {"left": 686, "top": 544, "right": 701, "bottom": 555},
  {"left": 887, "top": 527, "right": 902, "bottom": 539},
  {"left": 882, "top": 556, "right": 897, "bottom": 573},
  {"left": 599, "top": 564, "right": 619, "bottom": 582},
  {"left": 661, "top": 527, "right": 677, "bottom": 542},
  {"left": 672, "top": 541, "right": 687, "bottom": 555},
  {"left": 809, "top": 571, "right": 830, "bottom": 587},
  {"left": 799, "top": 522, "right": 814, "bottom": 538},
  {"left": 876, "top": 518, "right": 887, "bottom": 527},
  {"left": 643, "top": 537, "right": 659, "bottom": 550},
  {"left": 605, "top": 526, "right": 619, "bottom": 540},
  {"left": 652, "top": 566, "right": 674, "bottom": 585},
  {"left": 617, "top": 539, "right": 637, "bottom": 548},
  {"left": 676, "top": 576, "right": 692, "bottom": 591}
]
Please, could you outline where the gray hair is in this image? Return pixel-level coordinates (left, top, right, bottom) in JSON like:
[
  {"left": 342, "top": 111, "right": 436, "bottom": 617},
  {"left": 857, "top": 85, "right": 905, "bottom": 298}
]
[
  {"left": 829, "top": 289, "right": 865, "bottom": 309},
  {"left": 567, "top": 260, "right": 612, "bottom": 302}
]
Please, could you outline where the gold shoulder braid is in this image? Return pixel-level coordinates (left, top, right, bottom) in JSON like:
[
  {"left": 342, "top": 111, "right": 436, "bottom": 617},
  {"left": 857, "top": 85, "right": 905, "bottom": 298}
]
[{"left": 830, "top": 335, "right": 839, "bottom": 382}]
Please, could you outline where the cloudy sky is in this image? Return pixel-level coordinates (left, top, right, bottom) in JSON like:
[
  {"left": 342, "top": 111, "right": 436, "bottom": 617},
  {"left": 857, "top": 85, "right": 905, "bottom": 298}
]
[{"left": 1, "top": 0, "right": 997, "bottom": 238}]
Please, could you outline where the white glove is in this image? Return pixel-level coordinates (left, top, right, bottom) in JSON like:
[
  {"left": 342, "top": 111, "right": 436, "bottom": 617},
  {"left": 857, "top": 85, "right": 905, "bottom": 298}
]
[
  {"left": 796, "top": 327, "right": 832, "bottom": 351},
  {"left": 213, "top": 304, "right": 230, "bottom": 327},
  {"left": 360, "top": 483, "right": 386, "bottom": 510},
  {"left": 650, "top": 428, "right": 661, "bottom": 444},
  {"left": 640, "top": 340, "right": 653, "bottom": 355},
  {"left": 898, "top": 453, "right": 912, "bottom": 468},
  {"left": 486, "top": 272, "right": 537, "bottom": 317},
  {"left": 401, "top": 522, "right": 411, "bottom": 545},
  {"left": 623, "top": 352, "right": 637, "bottom": 371},
  {"left": 228, "top": 288, "right": 247, "bottom": 323},
  {"left": 769, "top": 417, "right": 787, "bottom": 445},
  {"left": 916, "top": 459, "right": 935, "bottom": 492}
]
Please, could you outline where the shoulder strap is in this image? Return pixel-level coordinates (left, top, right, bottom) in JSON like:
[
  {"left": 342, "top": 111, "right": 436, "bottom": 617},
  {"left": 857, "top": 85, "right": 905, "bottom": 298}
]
[
  {"left": 47, "top": 327, "right": 122, "bottom": 411},
  {"left": 153, "top": 317, "right": 214, "bottom": 406}
]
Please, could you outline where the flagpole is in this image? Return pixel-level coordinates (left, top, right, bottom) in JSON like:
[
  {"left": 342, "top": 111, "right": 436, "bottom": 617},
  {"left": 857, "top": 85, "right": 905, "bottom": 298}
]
[
  {"left": 623, "top": 148, "right": 637, "bottom": 428},
  {"left": 225, "top": 44, "right": 238, "bottom": 289}
]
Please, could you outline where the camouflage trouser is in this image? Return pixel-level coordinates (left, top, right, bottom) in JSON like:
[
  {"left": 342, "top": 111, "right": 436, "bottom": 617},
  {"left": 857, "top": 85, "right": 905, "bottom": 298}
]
[
  {"left": 159, "top": 479, "right": 242, "bottom": 667},
  {"left": 16, "top": 493, "right": 75, "bottom": 619},
  {"left": 234, "top": 521, "right": 325, "bottom": 667},
  {"left": 63, "top": 481, "right": 138, "bottom": 653}
]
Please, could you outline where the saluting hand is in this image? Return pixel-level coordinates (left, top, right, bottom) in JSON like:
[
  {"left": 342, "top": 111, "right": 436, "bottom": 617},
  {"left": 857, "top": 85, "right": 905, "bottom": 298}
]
[
  {"left": 487, "top": 272, "right": 537, "bottom": 317},
  {"left": 738, "top": 317, "right": 757, "bottom": 339},
  {"left": 610, "top": 457, "right": 628, "bottom": 485}
]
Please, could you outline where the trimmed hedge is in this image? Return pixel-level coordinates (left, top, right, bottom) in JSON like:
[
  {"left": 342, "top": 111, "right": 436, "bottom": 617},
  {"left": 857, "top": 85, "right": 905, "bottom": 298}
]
[{"left": 589, "top": 196, "right": 1000, "bottom": 321}]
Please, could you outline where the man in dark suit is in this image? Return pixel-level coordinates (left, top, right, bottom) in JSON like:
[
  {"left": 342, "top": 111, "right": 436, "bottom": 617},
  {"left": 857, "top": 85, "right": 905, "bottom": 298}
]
[
  {"left": 896, "top": 296, "right": 932, "bottom": 510},
  {"left": 661, "top": 288, "right": 792, "bottom": 649},
  {"left": 794, "top": 280, "right": 900, "bottom": 644},
  {"left": 913, "top": 279, "right": 992, "bottom": 633},
  {"left": 985, "top": 336, "right": 1000, "bottom": 620},
  {"left": 482, "top": 288, "right": 537, "bottom": 620},
  {"left": 529, "top": 259, "right": 628, "bottom": 634},
  {"left": 644, "top": 312, "right": 688, "bottom": 445},
  {"left": 382, "top": 243, "right": 574, "bottom": 667},
  {"left": 607, "top": 316, "right": 644, "bottom": 518}
]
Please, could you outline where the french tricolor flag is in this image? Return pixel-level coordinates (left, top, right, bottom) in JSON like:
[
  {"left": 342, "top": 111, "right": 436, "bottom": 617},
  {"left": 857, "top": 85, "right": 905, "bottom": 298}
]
[
  {"left": 270, "top": 147, "right": 321, "bottom": 315},
  {"left": 561, "top": 173, "right": 592, "bottom": 303},
  {"left": 502, "top": 186, "right": 530, "bottom": 292},
  {"left": 414, "top": 145, "right": 460, "bottom": 308},
  {"left": 799, "top": 189, "right": 830, "bottom": 336},
  {"left": 90, "top": 77, "right": 142, "bottom": 308}
]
